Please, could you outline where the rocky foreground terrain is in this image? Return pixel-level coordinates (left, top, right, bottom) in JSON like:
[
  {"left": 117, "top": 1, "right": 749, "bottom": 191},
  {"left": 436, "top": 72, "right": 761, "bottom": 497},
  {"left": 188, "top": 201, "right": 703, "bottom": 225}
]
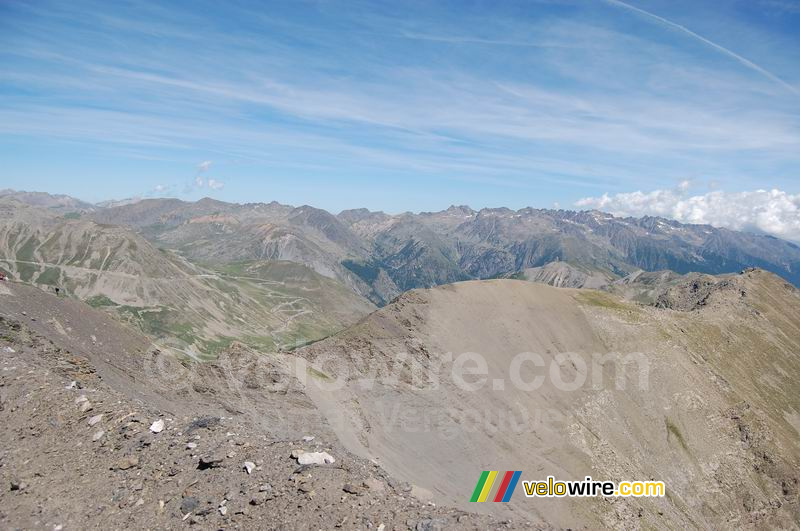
[
  {"left": 0, "top": 281, "right": 508, "bottom": 530},
  {"left": 1, "top": 266, "right": 799, "bottom": 529}
]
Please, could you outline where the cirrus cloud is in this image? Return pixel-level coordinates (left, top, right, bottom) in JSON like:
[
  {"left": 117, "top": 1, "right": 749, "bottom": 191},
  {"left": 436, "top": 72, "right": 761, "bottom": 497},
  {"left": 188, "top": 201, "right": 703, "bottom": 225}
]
[{"left": 576, "top": 187, "right": 800, "bottom": 242}]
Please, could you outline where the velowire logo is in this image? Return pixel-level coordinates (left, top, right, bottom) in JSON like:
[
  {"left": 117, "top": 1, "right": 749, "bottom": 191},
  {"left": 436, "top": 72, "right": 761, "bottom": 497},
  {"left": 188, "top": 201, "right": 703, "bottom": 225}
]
[{"left": 469, "top": 471, "right": 522, "bottom": 503}]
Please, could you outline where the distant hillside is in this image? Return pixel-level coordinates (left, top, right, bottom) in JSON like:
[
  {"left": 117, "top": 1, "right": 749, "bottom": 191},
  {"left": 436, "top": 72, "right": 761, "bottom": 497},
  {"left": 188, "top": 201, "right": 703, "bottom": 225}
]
[
  {"left": 0, "top": 189, "right": 95, "bottom": 214},
  {"left": 0, "top": 198, "right": 374, "bottom": 356}
]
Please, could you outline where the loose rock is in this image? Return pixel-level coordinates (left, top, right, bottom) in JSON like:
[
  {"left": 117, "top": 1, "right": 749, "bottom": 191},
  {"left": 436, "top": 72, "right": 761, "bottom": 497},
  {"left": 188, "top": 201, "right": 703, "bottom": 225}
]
[
  {"left": 87, "top": 414, "right": 103, "bottom": 426},
  {"left": 180, "top": 496, "right": 199, "bottom": 515},
  {"left": 197, "top": 455, "right": 224, "bottom": 470},
  {"left": 250, "top": 491, "right": 272, "bottom": 505},
  {"left": 297, "top": 451, "right": 335, "bottom": 465},
  {"left": 117, "top": 456, "right": 139, "bottom": 470},
  {"left": 243, "top": 461, "right": 255, "bottom": 474},
  {"left": 343, "top": 482, "right": 366, "bottom": 495},
  {"left": 149, "top": 419, "right": 165, "bottom": 433}
]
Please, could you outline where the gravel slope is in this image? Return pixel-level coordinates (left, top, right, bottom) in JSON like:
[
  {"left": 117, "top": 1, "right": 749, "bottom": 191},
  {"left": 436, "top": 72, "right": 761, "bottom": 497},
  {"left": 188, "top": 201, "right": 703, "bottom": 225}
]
[
  {"left": 299, "top": 270, "right": 800, "bottom": 529},
  {"left": 0, "top": 281, "right": 510, "bottom": 530}
]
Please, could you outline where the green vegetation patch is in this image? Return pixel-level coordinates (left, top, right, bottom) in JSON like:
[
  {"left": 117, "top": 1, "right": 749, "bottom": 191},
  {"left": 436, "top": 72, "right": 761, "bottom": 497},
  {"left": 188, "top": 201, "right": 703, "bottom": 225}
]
[
  {"left": 575, "top": 290, "right": 635, "bottom": 312},
  {"left": 17, "top": 236, "right": 37, "bottom": 262},
  {"left": 307, "top": 366, "right": 332, "bottom": 381},
  {"left": 665, "top": 417, "right": 691, "bottom": 454},
  {"left": 17, "top": 261, "right": 37, "bottom": 282},
  {"left": 86, "top": 294, "right": 118, "bottom": 308},
  {"left": 36, "top": 267, "right": 61, "bottom": 286}
]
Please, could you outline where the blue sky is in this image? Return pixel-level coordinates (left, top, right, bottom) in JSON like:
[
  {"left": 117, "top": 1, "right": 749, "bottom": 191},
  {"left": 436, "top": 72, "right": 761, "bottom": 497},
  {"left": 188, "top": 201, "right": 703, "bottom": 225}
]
[{"left": 1, "top": 0, "right": 799, "bottom": 217}]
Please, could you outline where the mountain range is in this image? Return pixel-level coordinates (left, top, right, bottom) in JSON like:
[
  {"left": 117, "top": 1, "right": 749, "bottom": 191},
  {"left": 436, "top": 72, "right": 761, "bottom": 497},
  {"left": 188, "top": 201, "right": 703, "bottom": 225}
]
[
  {"left": 3, "top": 189, "right": 800, "bottom": 356},
  {"left": 84, "top": 194, "right": 800, "bottom": 301}
]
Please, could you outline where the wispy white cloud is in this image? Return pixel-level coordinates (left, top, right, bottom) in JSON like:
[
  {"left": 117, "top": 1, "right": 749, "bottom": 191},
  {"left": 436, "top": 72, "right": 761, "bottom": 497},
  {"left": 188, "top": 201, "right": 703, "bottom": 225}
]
[
  {"left": 576, "top": 187, "right": 800, "bottom": 242},
  {"left": 759, "top": 0, "right": 800, "bottom": 14},
  {"left": 603, "top": 0, "right": 800, "bottom": 96},
  {"left": 207, "top": 178, "right": 224, "bottom": 190},
  {"left": 1, "top": 0, "right": 798, "bottom": 208}
]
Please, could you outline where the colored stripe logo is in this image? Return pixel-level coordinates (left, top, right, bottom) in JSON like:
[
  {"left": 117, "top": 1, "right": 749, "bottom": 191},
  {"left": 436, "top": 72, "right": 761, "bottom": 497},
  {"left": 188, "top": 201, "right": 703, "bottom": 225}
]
[{"left": 470, "top": 471, "right": 521, "bottom": 502}]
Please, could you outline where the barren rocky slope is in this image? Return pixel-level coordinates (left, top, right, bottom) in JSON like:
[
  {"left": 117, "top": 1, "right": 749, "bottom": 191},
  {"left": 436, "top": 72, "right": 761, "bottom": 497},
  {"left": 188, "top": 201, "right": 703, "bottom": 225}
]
[
  {"left": 0, "top": 281, "right": 509, "bottom": 530},
  {"left": 299, "top": 269, "right": 800, "bottom": 529},
  {"left": 510, "top": 261, "right": 614, "bottom": 289}
]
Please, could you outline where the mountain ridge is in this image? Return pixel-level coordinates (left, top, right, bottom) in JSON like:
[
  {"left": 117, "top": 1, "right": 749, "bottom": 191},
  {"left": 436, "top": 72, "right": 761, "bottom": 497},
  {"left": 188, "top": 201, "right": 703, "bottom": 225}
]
[{"left": 5, "top": 190, "right": 800, "bottom": 300}]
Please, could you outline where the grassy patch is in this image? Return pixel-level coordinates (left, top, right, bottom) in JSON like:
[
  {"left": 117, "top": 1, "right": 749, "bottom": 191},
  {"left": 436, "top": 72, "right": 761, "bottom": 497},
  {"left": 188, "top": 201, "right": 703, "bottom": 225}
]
[
  {"left": 17, "top": 261, "right": 37, "bottom": 282},
  {"left": 665, "top": 418, "right": 691, "bottom": 454},
  {"left": 213, "top": 261, "right": 252, "bottom": 277},
  {"left": 36, "top": 267, "right": 60, "bottom": 286},
  {"left": 85, "top": 294, "right": 118, "bottom": 308},
  {"left": 241, "top": 335, "right": 278, "bottom": 351},
  {"left": 307, "top": 366, "right": 332, "bottom": 381},
  {"left": 16, "top": 236, "right": 37, "bottom": 262},
  {"left": 575, "top": 290, "right": 634, "bottom": 312}
]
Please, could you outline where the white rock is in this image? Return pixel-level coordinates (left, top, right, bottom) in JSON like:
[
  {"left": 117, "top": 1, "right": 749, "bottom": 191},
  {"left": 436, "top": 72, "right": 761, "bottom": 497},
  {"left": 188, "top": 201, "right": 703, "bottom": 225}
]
[
  {"left": 75, "top": 395, "right": 87, "bottom": 404},
  {"left": 302, "top": 435, "right": 315, "bottom": 442},
  {"left": 3, "top": 346, "right": 16, "bottom": 353},
  {"left": 219, "top": 506, "right": 228, "bottom": 516},
  {"left": 297, "top": 452, "right": 335, "bottom": 465},
  {"left": 79, "top": 401, "right": 93, "bottom": 413},
  {"left": 65, "top": 381, "right": 76, "bottom": 390},
  {"left": 243, "top": 461, "right": 255, "bottom": 474},
  {"left": 186, "top": 442, "right": 197, "bottom": 450},
  {"left": 149, "top": 419, "right": 165, "bottom": 433},
  {"left": 92, "top": 430, "right": 105, "bottom": 441},
  {"left": 87, "top": 414, "right": 103, "bottom": 426}
]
